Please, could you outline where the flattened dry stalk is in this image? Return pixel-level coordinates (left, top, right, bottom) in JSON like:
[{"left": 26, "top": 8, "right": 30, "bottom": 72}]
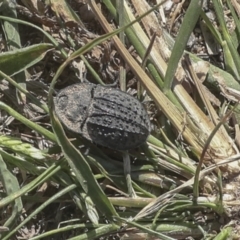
[
  {"left": 121, "top": 0, "right": 168, "bottom": 77},
  {"left": 185, "top": 56, "right": 240, "bottom": 172},
  {"left": 231, "top": 0, "right": 240, "bottom": 16},
  {"left": 90, "top": 1, "right": 238, "bottom": 172},
  {"left": 50, "top": 0, "right": 87, "bottom": 29},
  {"left": 131, "top": 0, "right": 171, "bottom": 61},
  {"left": 220, "top": 86, "right": 240, "bottom": 102}
]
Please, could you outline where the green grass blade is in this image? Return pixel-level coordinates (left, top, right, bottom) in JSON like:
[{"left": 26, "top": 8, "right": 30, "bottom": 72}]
[
  {"left": 212, "top": 227, "right": 233, "bottom": 240},
  {"left": 0, "top": 71, "right": 49, "bottom": 113},
  {"left": 29, "top": 224, "right": 105, "bottom": 240},
  {"left": 0, "top": 155, "right": 22, "bottom": 236},
  {"left": 1, "top": 0, "right": 27, "bottom": 102},
  {"left": 48, "top": 102, "right": 119, "bottom": 220},
  {"left": 0, "top": 43, "right": 53, "bottom": 77},
  {"left": 163, "top": 0, "right": 203, "bottom": 93},
  {"left": 212, "top": 0, "right": 240, "bottom": 79},
  {"left": 2, "top": 184, "right": 77, "bottom": 240},
  {"left": 67, "top": 224, "right": 119, "bottom": 240},
  {"left": 200, "top": 10, "right": 223, "bottom": 44},
  {"left": 0, "top": 135, "right": 46, "bottom": 160},
  {"left": 0, "top": 149, "right": 46, "bottom": 175},
  {"left": 226, "top": 0, "right": 240, "bottom": 39},
  {"left": 0, "top": 161, "right": 62, "bottom": 209},
  {"left": 0, "top": 15, "right": 67, "bottom": 58},
  {"left": 0, "top": 101, "right": 55, "bottom": 142}
]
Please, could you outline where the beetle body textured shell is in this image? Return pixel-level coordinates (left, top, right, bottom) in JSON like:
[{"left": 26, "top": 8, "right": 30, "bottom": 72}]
[{"left": 54, "top": 83, "right": 150, "bottom": 150}]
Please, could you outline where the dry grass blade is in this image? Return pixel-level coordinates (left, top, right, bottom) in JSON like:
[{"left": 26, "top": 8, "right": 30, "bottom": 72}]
[{"left": 185, "top": 55, "right": 239, "bottom": 171}]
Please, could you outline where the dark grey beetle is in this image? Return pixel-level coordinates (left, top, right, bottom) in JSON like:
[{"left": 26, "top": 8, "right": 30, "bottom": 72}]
[{"left": 54, "top": 82, "right": 151, "bottom": 150}]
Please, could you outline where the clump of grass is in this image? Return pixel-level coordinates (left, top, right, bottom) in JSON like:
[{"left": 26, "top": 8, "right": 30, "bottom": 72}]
[{"left": 0, "top": 0, "right": 239, "bottom": 239}]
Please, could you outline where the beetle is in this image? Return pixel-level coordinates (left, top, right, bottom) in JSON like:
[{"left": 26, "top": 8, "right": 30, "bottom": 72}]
[{"left": 54, "top": 82, "right": 150, "bottom": 150}]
